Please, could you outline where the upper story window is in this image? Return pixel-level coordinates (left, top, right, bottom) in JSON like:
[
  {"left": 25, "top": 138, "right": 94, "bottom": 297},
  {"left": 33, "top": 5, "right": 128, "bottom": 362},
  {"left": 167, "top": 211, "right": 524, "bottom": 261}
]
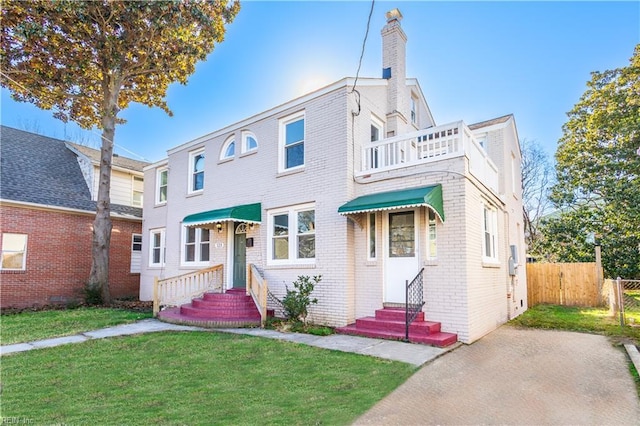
[
  {"left": 268, "top": 203, "right": 315, "bottom": 264},
  {"left": 475, "top": 132, "right": 487, "bottom": 149},
  {"left": 241, "top": 130, "right": 258, "bottom": 154},
  {"left": 132, "top": 176, "right": 144, "bottom": 207},
  {"left": 279, "top": 112, "right": 305, "bottom": 172},
  {"left": 371, "top": 115, "right": 384, "bottom": 142},
  {"left": 1, "top": 233, "right": 27, "bottom": 271},
  {"left": 149, "top": 228, "right": 166, "bottom": 267},
  {"left": 482, "top": 204, "right": 499, "bottom": 262},
  {"left": 156, "top": 168, "right": 168, "bottom": 205},
  {"left": 410, "top": 95, "right": 418, "bottom": 124},
  {"left": 189, "top": 149, "right": 205, "bottom": 193},
  {"left": 220, "top": 136, "right": 235, "bottom": 160},
  {"left": 182, "top": 226, "right": 210, "bottom": 266}
]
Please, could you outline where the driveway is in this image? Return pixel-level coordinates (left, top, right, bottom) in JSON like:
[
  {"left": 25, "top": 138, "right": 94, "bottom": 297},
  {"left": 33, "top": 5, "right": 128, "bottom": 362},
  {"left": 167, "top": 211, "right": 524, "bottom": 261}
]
[{"left": 355, "top": 326, "right": 640, "bottom": 425}]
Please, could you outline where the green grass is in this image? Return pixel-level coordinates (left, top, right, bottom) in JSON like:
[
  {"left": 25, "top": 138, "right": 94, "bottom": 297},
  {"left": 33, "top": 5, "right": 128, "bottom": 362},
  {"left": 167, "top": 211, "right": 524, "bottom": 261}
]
[
  {"left": 508, "top": 304, "right": 640, "bottom": 344},
  {"left": 1, "top": 331, "right": 415, "bottom": 425},
  {"left": 1, "top": 308, "right": 152, "bottom": 345}
]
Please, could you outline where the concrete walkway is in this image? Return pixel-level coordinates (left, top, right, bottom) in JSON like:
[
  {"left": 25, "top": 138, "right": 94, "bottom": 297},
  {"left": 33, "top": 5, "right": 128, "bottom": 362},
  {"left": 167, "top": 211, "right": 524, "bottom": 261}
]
[
  {"left": 0, "top": 318, "right": 454, "bottom": 366},
  {"left": 355, "top": 326, "right": 640, "bottom": 425}
]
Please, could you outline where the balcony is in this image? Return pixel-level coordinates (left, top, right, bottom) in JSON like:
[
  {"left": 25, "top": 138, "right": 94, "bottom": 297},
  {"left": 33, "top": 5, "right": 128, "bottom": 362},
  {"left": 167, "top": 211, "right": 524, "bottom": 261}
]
[{"left": 358, "top": 121, "right": 499, "bottom": 193}]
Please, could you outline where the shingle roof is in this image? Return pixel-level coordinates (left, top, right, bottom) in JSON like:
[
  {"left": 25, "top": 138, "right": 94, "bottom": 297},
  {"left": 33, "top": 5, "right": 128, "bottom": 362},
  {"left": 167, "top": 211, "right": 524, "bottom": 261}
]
[
  {"left": 0, "top": 126, "right": 142, "bottom": 218},
  {"left": 468, "top": 114, "right": 513, "bottom": 130},
  {"left": 67, "top": 142, "right": 148, "bottom": 172}
]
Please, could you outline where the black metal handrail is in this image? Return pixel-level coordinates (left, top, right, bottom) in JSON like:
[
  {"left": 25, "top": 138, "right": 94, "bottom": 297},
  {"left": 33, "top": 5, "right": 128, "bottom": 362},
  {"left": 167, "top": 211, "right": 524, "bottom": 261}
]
[{"left": 405, "top": 268, "right": 425, "bottom": 341}]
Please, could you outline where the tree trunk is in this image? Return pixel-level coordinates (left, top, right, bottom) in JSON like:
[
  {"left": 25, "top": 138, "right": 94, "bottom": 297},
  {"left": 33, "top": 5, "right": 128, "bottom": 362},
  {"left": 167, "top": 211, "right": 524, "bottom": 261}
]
[{"left": 88, "top": 123, "right": 115, "bottom": 304}]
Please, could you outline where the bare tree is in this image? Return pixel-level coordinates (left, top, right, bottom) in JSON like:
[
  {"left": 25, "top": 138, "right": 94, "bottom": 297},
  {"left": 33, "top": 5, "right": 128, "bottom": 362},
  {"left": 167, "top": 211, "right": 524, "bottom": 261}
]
[{"left": 521, "top": 138, "right": 554, "bottom": 258}]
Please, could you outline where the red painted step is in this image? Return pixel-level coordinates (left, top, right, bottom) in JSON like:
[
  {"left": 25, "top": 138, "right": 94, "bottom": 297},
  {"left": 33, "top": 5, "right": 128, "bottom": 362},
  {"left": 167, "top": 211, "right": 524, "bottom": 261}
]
[
  {"left": 157, "top": 289, "right": 261, "bottom": 328},
  {"left": 334, "top": 307, "right": 457, "bottom": 348}
]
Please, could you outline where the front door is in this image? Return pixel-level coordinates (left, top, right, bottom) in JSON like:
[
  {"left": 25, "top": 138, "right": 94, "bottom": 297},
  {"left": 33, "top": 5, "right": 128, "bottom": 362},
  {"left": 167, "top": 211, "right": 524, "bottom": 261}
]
[
  {"left": 232, "top": 223, "right": 247, "bottom": 288},
  {"left": 384, "top": 210, "right": 419, "bottom": 303}
]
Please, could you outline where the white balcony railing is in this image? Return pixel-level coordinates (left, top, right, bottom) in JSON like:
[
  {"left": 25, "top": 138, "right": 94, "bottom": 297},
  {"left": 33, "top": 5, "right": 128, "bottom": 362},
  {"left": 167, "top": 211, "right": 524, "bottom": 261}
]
[{"left": 360, "top": 121, "right": 499, "bottom": 193}]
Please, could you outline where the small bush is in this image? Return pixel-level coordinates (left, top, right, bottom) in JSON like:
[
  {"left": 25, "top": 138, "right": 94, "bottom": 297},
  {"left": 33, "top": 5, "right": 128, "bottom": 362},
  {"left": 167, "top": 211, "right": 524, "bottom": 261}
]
[
  {"left": 84, "top": 285, "right": 103, "bottom": 305},
  {"left": 282, "top": 275, "right": 321, "bottom": 324}
]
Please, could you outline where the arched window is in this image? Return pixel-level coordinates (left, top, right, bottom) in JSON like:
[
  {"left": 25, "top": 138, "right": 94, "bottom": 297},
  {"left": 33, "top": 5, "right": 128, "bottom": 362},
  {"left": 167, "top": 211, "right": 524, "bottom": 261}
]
[
  {"left": 220, "top": 135, "right": 235, "bottom": 160},
  {"left": 241, "top": 130, "right": 258, "bottom": 154}
]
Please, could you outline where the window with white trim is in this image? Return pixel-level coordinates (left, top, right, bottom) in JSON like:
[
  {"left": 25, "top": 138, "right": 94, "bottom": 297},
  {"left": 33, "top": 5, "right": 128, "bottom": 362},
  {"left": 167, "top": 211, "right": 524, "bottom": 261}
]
[
  {"left": 189, "top": 149, "right": 205, "bottom": 193},
  {"left": 410, "top": 95, "right": 418, "bottom": 124},
  {"left": 279, "top": 112, "right": 305, "bottom": 171},
  {"left": 482, "top": 204, "right": 498, "bottom": 261},
  {"left": 156, "top": 168, "right": 168, "bottom": 205},
  {"left": 149, "top": 228, "right": 166, "bottom": 267},
  {"left": 182, "top": 226, "right": 210, "bottom": 265},
  {"left": 368, "top": 213, "right": 376, "bottom": 260},
  {"left": 241, "top": 130, "right": 258, "bottom": 154},
  {"left": 1, "top": 233, "right": 27, "bottom": 271},
  {"left": 130, "top": 234, "right": 142, "bottom": 273},
  {"left": 369, "top": 115, "right": 384, "bottom": 169},
  {"left": 220, "top": 136, "right": 235, "bottom": 160},
  {"left": 132, "top": 176, "right": 144, "bottom": 207},
  {"left": 427, "top": 209, "right": 437, "bottom": 260},
  {"left": 268, "top": 203, "right": 315, "bottom": 264}
]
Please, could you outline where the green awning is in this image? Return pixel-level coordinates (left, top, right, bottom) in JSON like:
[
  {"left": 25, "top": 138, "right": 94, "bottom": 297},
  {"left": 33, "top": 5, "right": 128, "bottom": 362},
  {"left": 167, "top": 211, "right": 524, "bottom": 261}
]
[
  {"left": 338, "top": 185, "right": 444, "bottom": 222},
  {"left": 183, "top": 203, "right": 262, "bottom": 227}
]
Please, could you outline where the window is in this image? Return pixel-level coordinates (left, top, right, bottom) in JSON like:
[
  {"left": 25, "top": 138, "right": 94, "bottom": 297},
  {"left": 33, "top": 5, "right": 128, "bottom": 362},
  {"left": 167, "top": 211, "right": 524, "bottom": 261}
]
[
  {"left": 156, "top": 168, "right": 168, "bottom": 204},
  {"left": 241, "top": 130, "right": 258, "bottom": 153},
  {"left": 482, "top": 205, "right": 498, "bottom": 261},
  {"left": 149, "top": 228, "right": 166, "bottom": 267},
  {"left": 131, "top": 234, "right": 142, "bottom": 273},
  {"left": 389, "top": 211, "right": 415, "bottom": 257},
  {"left": 220, "top": 136, "right": 235, "bottom": 160},
  {"left": 189, "top": 149, "right": 205, "bottom": 193},
  {"left": 132, "top": 176, "right": 144, "bottom": 207},
  {"left": 1, "top": 233, "right": 27, "bottom": 271},
  {"left": 368, "top": 213, "right": 376, "bottom": 260},
  {"left": 410, "top": 96, "right": 417, "bottom": 124},
  {"left": 132, "top": 234, "right": 142, "bottom": 251},
  {"left": 475, "top": 132, "right": 487, "bottom": 149},
  {"left": 369, "top": 115, "right": 384, "bottom": 169},
  {"left": 182, "top": 226, "right": 210, "bottom": 265},
  {"left": 427, "top": 209, "right": 437, "bottom": 259},
  {"left": 279, "top": 112, "right": 305, "bottom": 171},
  {"left": 268, "top": 203, "right": 315, "bottom": 264}
]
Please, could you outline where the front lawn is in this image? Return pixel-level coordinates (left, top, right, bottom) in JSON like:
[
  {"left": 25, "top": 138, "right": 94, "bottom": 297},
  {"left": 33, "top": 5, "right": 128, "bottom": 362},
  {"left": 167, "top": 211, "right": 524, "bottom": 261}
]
[
  {"left": 1, "top": 308, "right": 152, "bottom": 345},
  {"left": 1, "top": 331, "right": 415, "bottom": 425}
]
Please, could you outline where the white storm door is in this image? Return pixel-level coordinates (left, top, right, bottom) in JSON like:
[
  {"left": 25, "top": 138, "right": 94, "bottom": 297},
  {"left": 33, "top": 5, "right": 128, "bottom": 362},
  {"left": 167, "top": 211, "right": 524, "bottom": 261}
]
[{"left": 384, "top": 210, "right": 419, "bottom": 303}]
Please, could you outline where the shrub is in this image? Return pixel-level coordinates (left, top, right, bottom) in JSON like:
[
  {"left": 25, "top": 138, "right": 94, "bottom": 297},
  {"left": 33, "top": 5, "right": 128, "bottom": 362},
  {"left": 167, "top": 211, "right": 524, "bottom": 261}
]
[{"left": 282, "top": 275, "right": 321, "bottom": 324}]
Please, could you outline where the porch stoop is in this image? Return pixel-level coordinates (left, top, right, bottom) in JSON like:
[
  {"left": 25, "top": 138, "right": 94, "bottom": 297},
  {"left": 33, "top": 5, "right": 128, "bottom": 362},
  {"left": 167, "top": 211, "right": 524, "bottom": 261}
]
[
  {"left": 157, "top": 288, "right": 261, "bottom": 328},
  {"left": 335, "top": 307, "right": 457, "bottom": 348}
]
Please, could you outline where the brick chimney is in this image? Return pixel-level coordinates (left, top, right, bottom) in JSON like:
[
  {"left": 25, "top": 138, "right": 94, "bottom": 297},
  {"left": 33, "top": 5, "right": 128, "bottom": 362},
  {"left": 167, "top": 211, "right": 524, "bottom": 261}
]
[{"left": 381, "top": 8, "right": 407, "bottom": 138}]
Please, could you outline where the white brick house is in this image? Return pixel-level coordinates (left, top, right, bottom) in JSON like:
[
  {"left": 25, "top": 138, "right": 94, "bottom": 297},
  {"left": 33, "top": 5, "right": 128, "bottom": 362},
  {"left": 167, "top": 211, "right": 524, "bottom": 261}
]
[{"left": 139, "top": 10, "right": 527, "bottom": 344}]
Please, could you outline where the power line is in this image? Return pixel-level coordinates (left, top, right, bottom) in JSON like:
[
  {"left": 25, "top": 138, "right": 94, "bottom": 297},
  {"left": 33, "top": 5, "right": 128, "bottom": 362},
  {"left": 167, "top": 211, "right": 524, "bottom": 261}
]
[{"left": 350, "top": 0, "right": 375, "bottom": 117}]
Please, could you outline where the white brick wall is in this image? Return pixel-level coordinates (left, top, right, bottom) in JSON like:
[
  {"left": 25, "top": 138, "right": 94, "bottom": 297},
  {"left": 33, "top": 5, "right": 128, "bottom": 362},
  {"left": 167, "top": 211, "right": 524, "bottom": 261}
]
[{"left": 140, "top": 20, "right": 527, "bottom": 344}]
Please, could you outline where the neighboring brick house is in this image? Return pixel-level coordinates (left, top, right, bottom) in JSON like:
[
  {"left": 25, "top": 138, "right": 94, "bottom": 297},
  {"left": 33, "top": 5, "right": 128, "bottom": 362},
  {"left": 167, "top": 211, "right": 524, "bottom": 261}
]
[
  {"left": 0, "top": 126, "right": 148, "bottom": 308},
  {"left": 140, "top": 10, "right": 528, "bottom": 344}
]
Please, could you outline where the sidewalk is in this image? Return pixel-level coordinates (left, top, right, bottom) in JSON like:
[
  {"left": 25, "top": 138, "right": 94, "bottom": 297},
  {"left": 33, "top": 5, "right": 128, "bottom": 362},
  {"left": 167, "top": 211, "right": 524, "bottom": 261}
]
[{"left": 0, "top": 318, "right": 456, "bottom": 366}]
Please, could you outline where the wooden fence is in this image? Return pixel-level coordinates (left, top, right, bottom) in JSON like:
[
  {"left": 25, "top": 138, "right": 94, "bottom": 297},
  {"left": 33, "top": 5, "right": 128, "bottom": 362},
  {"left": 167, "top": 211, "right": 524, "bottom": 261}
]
[{"left": 526, "top": 262, "right": 603, "bottom": 307}]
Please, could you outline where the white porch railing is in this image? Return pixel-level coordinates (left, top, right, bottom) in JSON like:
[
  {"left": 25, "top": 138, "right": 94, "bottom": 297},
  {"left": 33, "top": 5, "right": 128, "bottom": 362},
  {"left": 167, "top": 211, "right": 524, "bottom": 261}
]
[
  {"left": 360, "top": 121, "right": 499, "bottom": 193},
  {"left": 247, "top": 263, "right": 268, "bottom": 327},
  {"left": 153, "top": 264, "right": 224, "bottom": 316}
]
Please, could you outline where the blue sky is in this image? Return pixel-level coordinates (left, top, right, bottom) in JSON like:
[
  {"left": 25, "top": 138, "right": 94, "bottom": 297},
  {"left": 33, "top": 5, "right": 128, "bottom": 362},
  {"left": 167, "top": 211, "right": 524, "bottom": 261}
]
[{"left": 1, "top": 1, "right": 639, "bottom": 163}]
